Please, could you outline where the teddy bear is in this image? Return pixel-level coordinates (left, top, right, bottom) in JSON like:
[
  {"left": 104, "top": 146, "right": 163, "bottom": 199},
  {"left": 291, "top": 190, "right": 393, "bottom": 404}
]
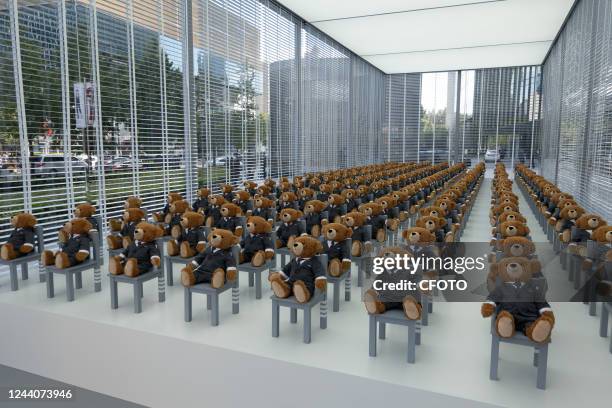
[
  {"left": 489, "top": 203, "right": 520, "bottom": 227},
  {"left": 363, "top": 247, "right": 427, "bottom": 320},
  {"left": 181, "top": 229, "right": 238, "bottom": 288},
  {"left": 106, "top": 208, "right": 146, "bottom": 250},
  {"left": 109, "top": 222, "right": 163, "bottom": 277},
  {"left": 206, "top": 195, "right": 226, "bottom": 227},
  {"left": 214, "top": 203, "right": 244, "bottom": 237},
  {"left": 192, "top": 188, "right": 210, "bottom": 215},
  {"left": 109, "top": 196, "right": 143, "bottom": 232},
  {"left": 481, "top": 257, "right": 554, "bottom": 343},
  {"left": 164, "top": 199, "right": 190, "bottom": 236},
  {"left": 275, "top": 208, "right": 306, "bottom": 248},
  {"left": 232, "top": 190, "right": 251, "bottom": 215},
  {"left": 268, "top": 235, "right": 326, "bottom": 303},
  {"left": 376, "top": 196, "right": 400, "bottom": 232},
  {"left": 317, "top": 183, "right": 332, "bottom": 203},
  {"left": 303, "top": 199, "right": 328, "bottom": 237},
  {"left": 360, "top": 202, "right": 387, "bottom": 243},
  {"left": 250, "top": 196, "right": 275, "bottom": 223},
  {"left": 487, "top": 237, "right": 541, "bottom": 289},
  {"left": 326, "top": 194, "right": 347, "bottom": 224},
  {"left": 544, "top": 192, "right": 573, "bottom": 219},
  {"left": 153, "top": 192, "right": 183, "bottom": 223},
  {"left": 357, "top": 185, "right": 371, "bottom": 202},
  {"left": 239, "top": 216, "right": 275, "bottom": 267},
  {"left": 167, "top": 212, "right": 207, "bottom": 258},
  {"left": 391, "top": 190, "right": 410, "bottom": 222},
  {"left": 342, "top": 211, "right": 372, "bottom": 257},
  {"left": 297, "top": 188, "right": 315, "bottom": 211},
  {"left": 341, "top": 189, "right": 359, "bottom": 213},
  {"left": 58, "top": 203, "right": 98, "bottom": 243},
  {"left": 255, "top": 185, "right": 275, "bottom": 201},
  {"left": 401, "top": 227, "right": 438, "bottom": 257},
  {"left": 568, "top": 214, "right": 607, "bottom": 255},
  {"left": 491, "top": 220, "right": 530, "bottom": 249},
  {"left": 555, "top": 205, "right": 585, "bottom": 243},
  {"left": 41, "top": 218, "right": 92, "bottom": 269},
  {"left": 579, "top": 225, "right": 612, "bottom": 272},
  {"left": 278, "top": 191, "right": 299, "bottom": 212},
  {"left": 321, "top": 223, "right": 352, "bottom": 277},
  {"left": 416, "top": 215, "right": 451, "bottom": 243},
  {"left": 0, "top": 213, "right": 37, "bottom": 261},
  {"left": 243, "top": 181, "right": 258, "bottom": 196},
  {"left": 221, "top": 184, "right": 234, "bottom": 202}
]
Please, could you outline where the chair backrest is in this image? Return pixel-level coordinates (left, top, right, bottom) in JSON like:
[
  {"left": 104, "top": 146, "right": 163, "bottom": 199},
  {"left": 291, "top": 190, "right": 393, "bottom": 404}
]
[
  {"left": 34, "top": 225, "right": 45, "bottom": 253},
  {"left": 340, "top": 204, "right": 347, "bottom": 214},
  {"left": 88, "top": 230, "right": 101, "bottom": 266},
  {"left": 363, "top": 225, "right": 372, "bottom": 242},
  {"left": 345, "top": 238, "right": 352, "bottom": 260},
  {"left": 299, "top": 219, "right": 307, "bottom": 233},
  {"left": 320, "top": 211, "right": 329, "bottom": 222},
  {"left": 238, "top": 216, "right": 248, "bottom": 239},
  {"left": 246, "top": 199, "right": 254, "bottom": 212},
  {"left": 269, "top": 207, "right": 277, "bottom": 222},
  {"left": 231, "top": 244, "right": 241, "bottom": 264},
  {"left": 93, "top": 215, "right": 103, "bottom": 241},
  {"left": 391, "top": 207, "right": 399, "bottom": 218},
  {"left": 355, "top": 198, "right": 362, "bottom": 206},
  {"left": 316, "top": 253, "right": 328, "bottom": 276}
]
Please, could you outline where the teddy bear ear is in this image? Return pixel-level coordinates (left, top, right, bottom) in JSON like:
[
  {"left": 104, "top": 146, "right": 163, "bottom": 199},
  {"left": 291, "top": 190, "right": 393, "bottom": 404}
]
[
  {"left": 297, "top": 210, "right": 304, "bottom": 218},
  {"left": 529, "top": 259, "right": 541, "bottom": 274}
]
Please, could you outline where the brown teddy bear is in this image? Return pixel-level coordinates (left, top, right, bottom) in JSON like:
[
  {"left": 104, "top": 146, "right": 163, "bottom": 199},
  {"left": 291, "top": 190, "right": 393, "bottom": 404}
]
[
  {"left": 192, "top": 188, "right": 210, "bottom": 215},
  {"left": 167, "top": 212, "right": 207, "bottom": 258},
  {"left": 489, "top": 203, "right": 520, "bottom": 226},
  {"left": 109, "top": 196, "right": 143, "bottom": 231},
  {"left": 164, "top": 199, "right": 190, "bottom": 236},
  {"left": 548, "top": 198, "right": 578, "bottom": 225},
  {"left": 364, "top": 247, "right": 425, "bottom": 320},
  {"left": 279, "top": 191, "right": 298, "bottom": 212},
  {"left": 487, "top": 238, "right": 540, "bottom": 289},
  {"left": 322, "top": 223, "right": 352, "bottom": 277},
  {"left": 269, "top": 235, "right": 326, "bottom": 303},
  {"left": 181, "top": 229, "right": 238, "bottom": 288},
  {"left": 42, "top": 218, "right": 92, "bottom": 269},
  {"left": 568, "top": 214, "right": 607, "bottom": 255},
  {"left": 250, "top": 196, "right": 274, "bottom": 222},
  {"left": 401, "top": 227, "right": 438, "bottom": 257},
  {"left": 215, "top": 203, "right": 243, "bottom": 237},
  {"left": 304, "top": 199, "right": 327, "bottom": 237},
  {"left": 1, "top": 213, "right": 37, "bottom": 260},
  {"left": 232, "top": 190, "right": 251, "bottom": 215},
  {"left": 297, "top": 187, "right": 315, "bottom": 211},
  {"left": 580, "top": 225, "right": 612, "bottom": 272},
  {"left": 106, "top": 208, "right": 146, "bottom": 250},
  {"left": 275, "top": 208, "right": 306, "bottom": 248},
  {"left": 555, "top": 205, "right": 584, "bottom": 243},
  {"left": 221, "top": 184, "right": 234, "bottom": 202},
  {"left": 153, "top": 192, "right": 183, "bottom": 223},
  {"left": 206, "top": 195, "right": 226, "bottom": 227},
  {"left": 342, "top": 211, "right": 372, "bottom": 257},
  {"left": 481, "top": 257, "right": 554, "bottom": 343},
  {"left": 255, "top": 185, "right": 274, "bottom": 201},
  {"left": 360, "top": 202, "right": 387, "bottom": 243},
  {"left": 326, "top": 194, "right": 347, "bottom": 224},
  {"left": 58, "top": 203, "right": 98, "bottom": 243},
  {"left": 109, "top": 222, "right": 163, "bottom": 277},
  {"left": 492, "top": 221, "right": 530, "bottom": 249},
  {"left": 243, "top": 181, "right": 258, "bottom": 196},
  {"left": 239, "top": 216, "right": 274, "bottom": 266},
  {"left": 416, "top": 215, "right": 451, "bottom": 243},
  {"left": 317, "top": 183, "right": 332, "bottom": 202},
  {"left": 341, "top": 189, "right": 359, "bottom": 213}
]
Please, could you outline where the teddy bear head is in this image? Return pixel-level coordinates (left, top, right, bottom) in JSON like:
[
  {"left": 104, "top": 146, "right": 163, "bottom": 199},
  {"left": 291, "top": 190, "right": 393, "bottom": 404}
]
[
  {"left": 494, "top": 203, "right": 519, "bottom": 216},
  {"left": 264, "top": 179, "right": 276, "bottom": 188},
  {"left": 376, "top": 196, "right": 397, "bottom": 210},
  {"left": 498, "top": 211, "right": 526, "bottom": 224},
  {"left": 169, "top": 200, "right": 190, "bottom": 214},
  {"left": 304, "top": 200, "right": 326, "bottom": 215},
  {"left": 497, "top": 194, "right": 518, "bottom": 206},
  {"left": 167, "top": 192, "right": 184, "bottom": 204},
  {"left": 123, "top": 208, "right": 145, "bottom": 223},
  {"left": 243, "top": 181, "right": 257, "bottom": 191},
  {"left": 419, "top": 206, "right": 447, "bottom": 218},
  {"left": 402, "top": 227, "right": 435, "bottom": 245},
  {"left": 279, "top": 208, "right": 303, "bottom": 223},
  {"left": 299, "top": 188, "right": 314, "bottom": 199},
  {"left": 416, "top": 216, "right": 446, "bottom": 233},
  {"left": 221, "top": 203, "right": 241, "bottom": 218},
  {"left": 198, "top": 188, "right": 211, "bottom": 199},
  {"left": 360, "top": 202, "right": 383, "bottom": 217},
  {"left": 575, "top": 214, "right": 607, "bottom": 230},
  {"left": 357, "top": 185, "right": 370, "bottom": 196},
  {"left": 499, "top": 221, "right": 530, "bottom": 238},
  {"left": 290, "top": 235, "right": 323, "bottom": 258},
  {"left": 492, "top": 257, "right": 537, "bottom": 283},
  {"left": 323, "top": 222, "right": 352, "bottom": 242},
  {"left": 65, "top": 218, "right": 93, "bottom": 236},
  {"left": 180, "top": 212, "right": 204, "bottom": 229},
  {"left": 279, "top": 181, "right": 292, "bottom": 192},
  {"left": 391, "top": 191, "right": 408, "bottom": 203},
  {"left": 309, "top": 177, "right": 321, "bottom": 188},
  {"left": 74, "top": 203, "right": 96, "bottom": 218},
  {"left": 550, "top": 192, "right": 572, "bottom": 205},
  {"left": 208, "top": 195, "right": 226, "bottom": 207},
  {"left": 328, "top": 194, "right": 345, "bottom": 206},
  {"left": 341, "top": 189, "right": 356, "bottom": 200},
  {"left": 318, "top": 183, "right": 332, "bottom": 194},
  {"left": 10, "top": 213, "right": 37, "bottom": 229},
  {"left": 434, "top": 198, "right": 456, "bottom": 213},
  {"left": 124, "top": 196, "right": 142, "bottom": 209},
  {"left": 501, "top": 236, "right": 536, "bottom": 257},
  {"left": 233, "top": 190, "right": 250, "bottom": 203},
  {"left": 281, "top": 191, "right": 297, "bottom": 203},
  {"left": 559, "top": 205, "right": 584, "bottom": 221},
  {"left": 342, "top": 211, "right": 367, "bottom": 228},
  {"left": 221, "top": 184, "right": 233, "bottom": 194},
  {"left": 207, "top": 228, "right": 239, "bottom": 250},
  {"left": 293, "top": 178, "right": 304, "bottom": 189},
  {"left": 592, "top": 226, "right": 612, "bottom": 243},
  {"left": 256, "top": 185, "right": 271, "bottom": 196},
  {"left": 133, "top": 222, "right": 163, "bottom": 242},
  {"left": 254, "top": 196, "right": 273, "bottom": 209},
  {"left": 246, "top": 216, "right": 272, "bottom": 235}
]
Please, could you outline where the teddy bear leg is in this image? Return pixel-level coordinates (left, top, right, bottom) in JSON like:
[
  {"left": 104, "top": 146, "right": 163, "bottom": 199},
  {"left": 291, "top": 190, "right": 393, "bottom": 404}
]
[
  {"left": 376, "top": 228, "right": 386, "bottom": 243},
  {"left": 0, "top": 243, "right": 16, "bottom": 261},
  {"left": 402, "top": 296, "right": 422, "bottom": 320},
  {"left": 171, "top": 225, "right": 182, "bottom": 239},
  {"left": 106, "top": 235, "right": 123, "bottom": 250},
  {"left": 328, "top": 258, "right": 342, "bottom": 277},
  {"left": 495, "top": 310, "right": 515, "bottom": 338},
  {"left": 444, "top": 233, "right": 454, "bottom": 243},
  {"left": 122, "top": 236, "right": 133, "bottom": 249},
  {"left": 205, "top": 216, "right": 214, "bottom": 228},
  {"left": 292, "top": 280, "right": 311, "bottom": 303},
  {"left": 526, "top": 315, "right": 554, "bottom": 343},
  {"left": 54, "top": 252, "right": 71, "bottom": 269},
  {"left": 40, "top": 250, "right": 55, "bottom": 266},
  {"left": 109, "top": 256, "right": 125, "bottom": 275},
  {"left": 124, "top": 258, "right": 141, "bottom": 277},
  {"left": 179, "top": 241, "right": 195, "bottom": 258},
  {"left": 181, "top": 264, "right": 196, "bottom": 287},
  {"left": 275, "top": 239, "right": 283, "bottom": 249},
  {"left": 211, "top": 268, "right": 225, "bottom": 289},
  {"left": 58, "top": 228, "right": 69, "bottom": 244},
  {"left": 351, "top": 240, "right": 362, "bottom": 257},
  {"left": 363, "top": 289, "right": 386, "bottom": 314},
  {"left": 251, "top": 250, "right": 266, "bottom": 267},
  {"left": 311, "top": 225, "right": 320, "bottom": 237},
  {"left": 167, "top": 240, "right": 179, "bottom": 257},
  {"left": 270, "top": 275, "right": 291, "bottom": 298},
  {"left": 387, "top": 219, "right": 400, "bottom": 231}
]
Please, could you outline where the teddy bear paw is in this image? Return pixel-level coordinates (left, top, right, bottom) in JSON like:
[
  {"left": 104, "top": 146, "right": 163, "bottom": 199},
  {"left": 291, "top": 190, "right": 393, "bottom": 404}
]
[
  {"left": 0, "top": 244, "right": 15, "bottom": 261},
  {"left": 495, "top": 311, "right": 515, "bottom": 338},
  {"left": 293, "top": 280, "right": 311, "bottom": 303},
  {"left": 402, "top": 296, "right": 422, "bottom": 320}
]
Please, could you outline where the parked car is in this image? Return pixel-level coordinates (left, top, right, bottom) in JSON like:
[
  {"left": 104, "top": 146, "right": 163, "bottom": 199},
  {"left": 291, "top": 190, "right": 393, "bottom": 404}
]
[
  {"left": 484, "top": 149, "right": 500, "bottom": 162},
  {"left": 30, "top": 155, "right": 87, "bottom": 176}
]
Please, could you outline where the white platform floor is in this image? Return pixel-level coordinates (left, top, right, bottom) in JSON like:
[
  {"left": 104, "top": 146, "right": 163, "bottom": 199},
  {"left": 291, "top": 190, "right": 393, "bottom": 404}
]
[{"left": 1, "top": 167, "right": 611, "bottom": 408}]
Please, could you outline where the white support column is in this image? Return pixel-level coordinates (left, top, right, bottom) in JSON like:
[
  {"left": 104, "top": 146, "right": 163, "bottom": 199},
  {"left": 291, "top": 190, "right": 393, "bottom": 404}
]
[
  {"left": 158, "top": 0, "right": 170, "bottom": 196},
  {"left": 181, "top": 0, "right": 195, "bottom": 201},
  {"left": 126, "top": 0, "right": 140, "bottom": 196}
]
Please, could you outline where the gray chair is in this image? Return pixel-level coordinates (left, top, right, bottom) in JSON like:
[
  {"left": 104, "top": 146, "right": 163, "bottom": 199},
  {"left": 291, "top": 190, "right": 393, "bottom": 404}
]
[
  {"left": 321, "top": 238, "right": 352, "bottom": 312},
  {"left": 271, "top": 253, "right": 328, "bottom": 344},
  {"left": 237, "top": 231, "right": 277, "bottom": 299},
  {"left": 44, "top": 231, "right": 102, "bottom": 302},
  {"left": 353, "top": 225, "right": 373, "bottom": 288},
  {"left": 368, "top": 309, "right": 422, "bottom": 364},
  {"left": 600, "top": 301, "right": 612, "bottom": 354},
  {"left": 275, "top": 219, "right": 307, "bottom": 268},
  {"left": 109, "top": 239, "right": 166, "bottom": 314},
  {"left": 489, "top": 315, "right": 550, "bottom": 390},
  {"left": 0, "top": 225, "right": 45, "bottom": 290},
  {"left": 184, "top": 245, "right": 240, "bottom": 326}
]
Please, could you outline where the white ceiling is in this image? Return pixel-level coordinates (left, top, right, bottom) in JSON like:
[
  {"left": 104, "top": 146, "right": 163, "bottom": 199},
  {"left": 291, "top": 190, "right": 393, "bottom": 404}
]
[{"left": 276, "top": 0, "right": 575, "bottom": 73}]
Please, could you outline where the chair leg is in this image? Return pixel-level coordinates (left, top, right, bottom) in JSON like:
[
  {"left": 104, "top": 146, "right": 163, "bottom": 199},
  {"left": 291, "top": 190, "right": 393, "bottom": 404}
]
[
  {"left": 21, "top": 262, "right": 28, "bottom": 280},
  {"left": 272, "top": 300, "right": 279, "bottom": 337},
  {"left": 303, "top": 308, "right": 311, "bottom": 344},
  {"left": 290, "top": 307, "right": 297, "bottom": 323},
  {"left": 379, "top": 322, "right": 386, "bottom": 339},
  {"left": 357, "top": 261, "right": 363, "bottom": 288},
  {"left": 248, "top": 271, "right": 254, "bottom": 287},
  {"left": 75, "top": 271, "right": 83, "bottom": 290},
  {"left": 94, "top": 267, "right": 101, "bottom": 292},
  {"left": 345, "top": 272, "right": 351, "bottom": 302},
  {"left": 490, "top": 335, "right": 500, "bottom": 381},
  {"left": 407, "top": 322, "right": 416, "bottom": 363},
  {"left": 369, "top": 315, "right": 377, "bottom": 357},
  {"left": 66, "top": 273, "right": 75, "bottom": 302},
  {"left": 207, "top": 295, "right": 212, "bottom": 310},
  {"left": 38, "top": 261, "right": 45, "bottom": 283},
  {"left": 46, "top": 270, "right": 54, "bottom": 298},
  {"left": 536, "top": 345, "right": 548, "bottom": 390},
  {"left": 133, "top": 282, "right": 142, "bottom": 313},
  {"left": 600, "top": 303, "right": 609, "bottom": 337},
  {"left": 320, "top": 297, "right": 327, "bottom": 329},
  {"left": 255, "top": 271, "right": 262, "bottom": 299},
  {"left": 110, "top": 278, "right": 118, "bottom": 309},
  {"left": 211, "top": 294, "right": 219, "bottom": 326},
  {"left": 166, "top": 258, "right": 173, "bottom": 286},
  {"left": 232, "top": 282, "right": 239, "bottom": 314},
  {"left": 184, "top": 288, "right": 192, "bottom": 322},
  {"left": 333, "top": 281, "right": 340, "bottom": 312},
  {"left": 415, "top": 322, "right": 421, "bottom": 345},
  {"left": 9, "top": 263, "right": 18, "bottom": 291},
  {"left": 158, "top": 272, "right": 166, "bottom": 302}
]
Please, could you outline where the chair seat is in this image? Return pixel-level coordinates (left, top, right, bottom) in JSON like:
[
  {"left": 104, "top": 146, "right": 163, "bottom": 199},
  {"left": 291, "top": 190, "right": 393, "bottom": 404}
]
[
  {"left": 238, "top": 261, "right": 273, "bottom": 272},
  {"left": 189, "top": 279, "right": 236, "bottom": 295},
  {"left": 271, "top": 289, "right": 326, "bottom": 309},
  {"left": 109, "top": 269, "right": 161, "bottom": 283},
  {"left": 45, "top": 260, "right": 97, "bottom": 275},
  {"left": 0, "top": 252, "right": 40, "bottom": 265},
  {"left": 373, "top": 309, "right": 418, "bottom": 326}
]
